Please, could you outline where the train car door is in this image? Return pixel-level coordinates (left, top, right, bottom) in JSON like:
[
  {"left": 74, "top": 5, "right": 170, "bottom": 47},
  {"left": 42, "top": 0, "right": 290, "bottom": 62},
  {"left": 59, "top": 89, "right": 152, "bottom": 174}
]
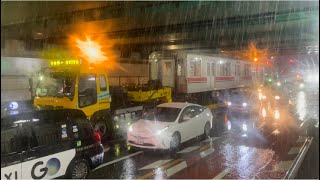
[
  {"left": 160, "top": 59, "right": 175, "bottom": 88},
  {"left": 210, "top": 62, "right": 215, "bottom": 89},
  {"left": 234, "top": 62, "right": 240, "bottom": 87},
  {"left": 206, "top": 62, "right": 211, "bottom": 90}
]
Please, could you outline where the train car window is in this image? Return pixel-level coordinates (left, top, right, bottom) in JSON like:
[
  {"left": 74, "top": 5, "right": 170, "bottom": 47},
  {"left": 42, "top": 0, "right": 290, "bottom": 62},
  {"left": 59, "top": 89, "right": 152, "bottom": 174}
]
[
  {"left": 177, "top": 64, "right": 182, "bottom": 76},
  {"left": 226, "top": 62, "right": 231, "bottom": 76},
  {"left": 189, "top": 59, "right": 201, "bottom": 77},
  {"left": 100, "top": 75, "right": 107, "bottom": 91},
  {"left": 211, "top": 63, "right": 215, "bottom": 76},
  {"left": 219, "top": 63, "right": 224, "bottom": 76},
  {"left": 207, "top": 62, "right": 210, "bottom": 76}
]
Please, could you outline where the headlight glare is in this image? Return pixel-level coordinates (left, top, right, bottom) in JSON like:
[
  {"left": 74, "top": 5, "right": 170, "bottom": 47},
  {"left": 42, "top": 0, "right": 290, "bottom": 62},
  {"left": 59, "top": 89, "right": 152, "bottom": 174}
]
[{"left": 156, "top": 126, "right": 168, "bottom": 135}]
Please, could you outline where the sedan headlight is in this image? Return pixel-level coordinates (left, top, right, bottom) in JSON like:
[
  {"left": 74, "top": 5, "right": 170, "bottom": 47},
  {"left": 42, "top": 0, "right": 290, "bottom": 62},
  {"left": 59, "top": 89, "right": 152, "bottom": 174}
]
[
  {"left": 227, "top": 102, "right": 232, "bottom": 106},
  {"left": 242, "top": 102, "right": 247, "bottom": 107},
  {"left": 156, "top": 126, "right": 168, "bottom": 135}
]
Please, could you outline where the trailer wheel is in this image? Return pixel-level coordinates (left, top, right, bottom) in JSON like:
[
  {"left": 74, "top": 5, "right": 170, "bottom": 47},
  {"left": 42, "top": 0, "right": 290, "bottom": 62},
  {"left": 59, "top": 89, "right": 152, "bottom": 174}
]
[{"left": 91, "top": 110, "right": 113, "bottom": 140}]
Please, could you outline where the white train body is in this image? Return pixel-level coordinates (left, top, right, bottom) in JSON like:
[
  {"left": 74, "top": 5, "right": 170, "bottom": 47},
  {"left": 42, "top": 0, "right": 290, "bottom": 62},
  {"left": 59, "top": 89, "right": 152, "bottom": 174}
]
[{"left": 150, "top": 51, "right": 264, "bottom": 94}]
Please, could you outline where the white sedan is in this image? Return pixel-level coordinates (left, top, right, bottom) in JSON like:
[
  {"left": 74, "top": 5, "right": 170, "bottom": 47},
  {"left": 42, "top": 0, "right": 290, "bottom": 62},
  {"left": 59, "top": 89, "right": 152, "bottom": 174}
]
[{"left": 127, "top": 102, "right": 214, "bottom": 150}]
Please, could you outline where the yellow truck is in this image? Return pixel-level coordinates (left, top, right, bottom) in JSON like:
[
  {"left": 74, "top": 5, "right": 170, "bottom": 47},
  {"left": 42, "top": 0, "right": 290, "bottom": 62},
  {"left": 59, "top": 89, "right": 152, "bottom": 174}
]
[{"left": 33, "top": 59, "right": 172, "bottom": 139}]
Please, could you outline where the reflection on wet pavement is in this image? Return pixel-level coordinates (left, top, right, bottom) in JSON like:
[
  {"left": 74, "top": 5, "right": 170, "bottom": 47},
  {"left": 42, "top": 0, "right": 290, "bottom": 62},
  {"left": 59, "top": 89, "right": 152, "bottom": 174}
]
[{"left": 296, "top": 91, "right": 306, "bottom": 121}]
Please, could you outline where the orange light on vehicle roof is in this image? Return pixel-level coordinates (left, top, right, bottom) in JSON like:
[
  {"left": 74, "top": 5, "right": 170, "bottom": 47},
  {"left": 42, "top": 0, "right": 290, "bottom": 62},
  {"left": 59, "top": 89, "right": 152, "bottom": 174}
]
[{"left": 75, "top": 36, "right": 107, "bottom": 63}]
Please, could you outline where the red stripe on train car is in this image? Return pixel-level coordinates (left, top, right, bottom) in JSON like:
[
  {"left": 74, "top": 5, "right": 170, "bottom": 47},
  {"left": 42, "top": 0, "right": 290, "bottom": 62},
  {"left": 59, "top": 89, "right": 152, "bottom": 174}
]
[
  {"left": 187, "top": 77, "right": 207, "bottom": 83},
  {"left": 215, "top": 76, "right": 235, "bottom": 81}
]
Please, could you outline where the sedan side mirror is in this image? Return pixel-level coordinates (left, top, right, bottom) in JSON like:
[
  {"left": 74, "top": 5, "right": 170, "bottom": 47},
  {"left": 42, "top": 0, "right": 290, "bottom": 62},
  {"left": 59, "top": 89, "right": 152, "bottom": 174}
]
[{"left": 182, "top": 115, "right": 191, "bottom": 121}]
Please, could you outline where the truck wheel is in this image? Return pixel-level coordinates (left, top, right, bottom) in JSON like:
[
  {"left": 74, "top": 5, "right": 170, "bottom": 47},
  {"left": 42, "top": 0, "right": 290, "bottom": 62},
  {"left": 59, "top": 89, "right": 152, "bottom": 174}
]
[
  {"left": 94, "top": 121, "right": 107, "bottom": 137},
  {"left": 91, "top": 111, "right": 113, "bottom": 140}
]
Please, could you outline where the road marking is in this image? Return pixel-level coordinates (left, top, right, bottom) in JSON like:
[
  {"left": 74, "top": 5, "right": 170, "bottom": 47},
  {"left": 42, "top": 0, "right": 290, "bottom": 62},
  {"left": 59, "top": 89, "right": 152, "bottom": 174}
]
[
  {"left": 288, "top": 147, "right": 302, "bottom": 155},
  {"left": 94, "top": 151, "right": 143, "bottom": 171},
  {"left": 139, "top": 159, "right": 173, "bottom": 170},
  {"left": 200, "top": 143, "right": 211, "bottom": 151},
  {"left": 166, "top": 161, "right": 188, "bottom": 177},
  {"left": 177, "top": 146, "right": 200, "bottom": 154},
  {"left": 202, "top": 137, "right": 220, "bottom": 143},
  {"left": 212, "top": 168, "right": 231, "bottom": 179},
  {"left": 222, "top": 138, "right": 234, "bottom": 145},
  {"left": 200, "top": 148, "right": 215, "bottom": 158},
  {"left": 274, "top": 160, "right": 293, "bottom": 171},
  {"left": 296, "top": 136, "right": 307, "bottom": 143},
  {"left": 138, "top": 159, "right": 183, "bottom": 179}
]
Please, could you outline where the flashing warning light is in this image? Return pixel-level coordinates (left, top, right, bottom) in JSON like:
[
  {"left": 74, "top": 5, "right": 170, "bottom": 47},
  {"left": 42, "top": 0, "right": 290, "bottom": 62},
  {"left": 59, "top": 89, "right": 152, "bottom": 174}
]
[
  {"left": 50, "top": 59, "right": 81, "bottom": 66},
  {"left": 75, "top": 36, "right": 107, "bottom": 63}
]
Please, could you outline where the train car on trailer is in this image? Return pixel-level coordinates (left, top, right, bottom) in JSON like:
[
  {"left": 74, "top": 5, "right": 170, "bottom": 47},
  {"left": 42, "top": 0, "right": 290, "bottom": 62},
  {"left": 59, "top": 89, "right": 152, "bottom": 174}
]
[{"left": 148, "top": 51, "right": 265, "bottom": 106}]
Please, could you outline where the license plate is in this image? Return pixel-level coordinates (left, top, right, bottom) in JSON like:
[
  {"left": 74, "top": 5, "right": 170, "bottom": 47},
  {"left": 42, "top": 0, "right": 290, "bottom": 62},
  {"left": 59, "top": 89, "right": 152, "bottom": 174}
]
[{"left": 136, "top": 138, "right": 144, "bottom": 144}]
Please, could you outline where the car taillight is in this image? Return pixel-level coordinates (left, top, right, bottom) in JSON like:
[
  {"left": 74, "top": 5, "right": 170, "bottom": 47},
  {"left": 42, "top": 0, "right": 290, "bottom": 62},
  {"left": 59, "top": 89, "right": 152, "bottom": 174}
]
[{"left": 95, "top": 132, "right": 101, "bottom": 143}]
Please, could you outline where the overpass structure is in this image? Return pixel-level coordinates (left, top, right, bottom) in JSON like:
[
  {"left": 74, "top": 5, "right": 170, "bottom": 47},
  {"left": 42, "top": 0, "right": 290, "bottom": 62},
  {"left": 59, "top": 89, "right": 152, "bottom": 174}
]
[{"left": 1, "top": 1, "right": 319, "bottom": 59}]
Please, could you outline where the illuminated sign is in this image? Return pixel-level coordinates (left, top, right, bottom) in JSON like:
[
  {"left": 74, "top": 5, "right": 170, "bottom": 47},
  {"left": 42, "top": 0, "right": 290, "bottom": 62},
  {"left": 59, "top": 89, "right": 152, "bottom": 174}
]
[{"left": 50, "top": 59, "right": 81, "bottom": 66}]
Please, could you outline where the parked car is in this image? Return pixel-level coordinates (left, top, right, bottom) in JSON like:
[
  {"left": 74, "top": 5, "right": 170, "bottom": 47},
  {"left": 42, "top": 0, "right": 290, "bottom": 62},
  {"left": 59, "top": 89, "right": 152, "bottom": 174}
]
[
  {"left": 127, "top": 102, "right": 214, "bottom": 150},
  {"left": 1, "top": 109, "right": 104, "bottom": 179}
]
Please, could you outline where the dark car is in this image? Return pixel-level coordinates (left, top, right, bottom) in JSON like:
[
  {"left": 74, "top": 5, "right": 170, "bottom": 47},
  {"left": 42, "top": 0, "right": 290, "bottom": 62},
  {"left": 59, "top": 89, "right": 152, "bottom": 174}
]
[
  {"left": 225, "top": 90, "right": 254, "bottom": 116},
  {"left": 1, "top": 109, "right": 104, "bottom": 179}
]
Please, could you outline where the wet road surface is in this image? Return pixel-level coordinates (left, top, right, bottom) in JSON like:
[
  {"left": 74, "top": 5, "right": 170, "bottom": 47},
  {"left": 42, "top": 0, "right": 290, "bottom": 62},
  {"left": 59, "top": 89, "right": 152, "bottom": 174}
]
[{"left": 88, "top": 86, "right": 313, "bottom": 179}]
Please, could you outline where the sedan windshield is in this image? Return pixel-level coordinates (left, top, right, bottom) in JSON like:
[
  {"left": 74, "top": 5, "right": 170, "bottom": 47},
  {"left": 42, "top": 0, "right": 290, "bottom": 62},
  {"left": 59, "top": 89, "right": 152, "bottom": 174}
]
[{"left": 143, "top": 107, "right": 181, "bottom": 122}]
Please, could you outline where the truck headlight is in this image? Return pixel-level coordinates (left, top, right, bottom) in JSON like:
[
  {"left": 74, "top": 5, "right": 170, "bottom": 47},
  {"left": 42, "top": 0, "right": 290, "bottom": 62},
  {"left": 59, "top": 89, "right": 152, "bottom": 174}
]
[
  {"left": 242, "top": 102, "right": 247, "bottom": 107},
  {"left": 227, "top": 102, "right": 232, "bottom": 106}
]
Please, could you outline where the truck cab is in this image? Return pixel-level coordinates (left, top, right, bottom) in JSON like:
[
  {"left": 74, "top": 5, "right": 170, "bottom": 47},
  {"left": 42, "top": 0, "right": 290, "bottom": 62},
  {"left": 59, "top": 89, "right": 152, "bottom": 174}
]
[{"left": 33, "top": 59, "right": 114, "bottom": 139}]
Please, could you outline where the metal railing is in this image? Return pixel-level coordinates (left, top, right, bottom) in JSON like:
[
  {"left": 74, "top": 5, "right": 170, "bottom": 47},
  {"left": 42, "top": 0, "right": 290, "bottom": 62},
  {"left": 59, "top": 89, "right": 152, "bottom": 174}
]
[
  {"left": 284, "top": 137, "right": 314, "bottom": 179},
  {"left": 108, "top": 76, "right": 149, "bottom": 87}
]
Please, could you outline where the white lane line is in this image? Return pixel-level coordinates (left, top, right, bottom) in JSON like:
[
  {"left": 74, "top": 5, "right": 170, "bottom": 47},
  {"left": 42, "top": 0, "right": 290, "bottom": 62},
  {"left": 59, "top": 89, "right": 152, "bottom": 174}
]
[
  {"left": 202, "top": 137, "right": 220, "bottom": 143},
  {"left": 274, "top": 160, "right": 294, "bottom": 171},
  {"left": 288, "top": 147, "right": 302, "bottom": 155},
  {"left": 93, "top": 151, "right": 143, "bottom": 171},
  {"left": 222, "top": 138, "right": 234, "bottom": 145},
  {"left": 139, "top": 159, "right": 172, "bottom": 170},
  {"left": 212, "top": 168, "right": 231, "bottom": 179},
  {"left": 200, "top": 148, "right": 215, "bottom": 158},
  {"left": 296, "top": 136, "right": 307, "bottom": 143},
  {"left": 165, "top": 161, "right": 187, "bottom": 177},
  {"left": 177, "top": 146, "right": 200, "bottom": 154}
]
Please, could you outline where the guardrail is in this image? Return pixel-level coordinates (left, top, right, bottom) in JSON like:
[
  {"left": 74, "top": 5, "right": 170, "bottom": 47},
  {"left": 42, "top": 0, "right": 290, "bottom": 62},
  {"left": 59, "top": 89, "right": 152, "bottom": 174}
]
[{"left": 284, "top": 137, "right": 314, "bottom": 179}]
